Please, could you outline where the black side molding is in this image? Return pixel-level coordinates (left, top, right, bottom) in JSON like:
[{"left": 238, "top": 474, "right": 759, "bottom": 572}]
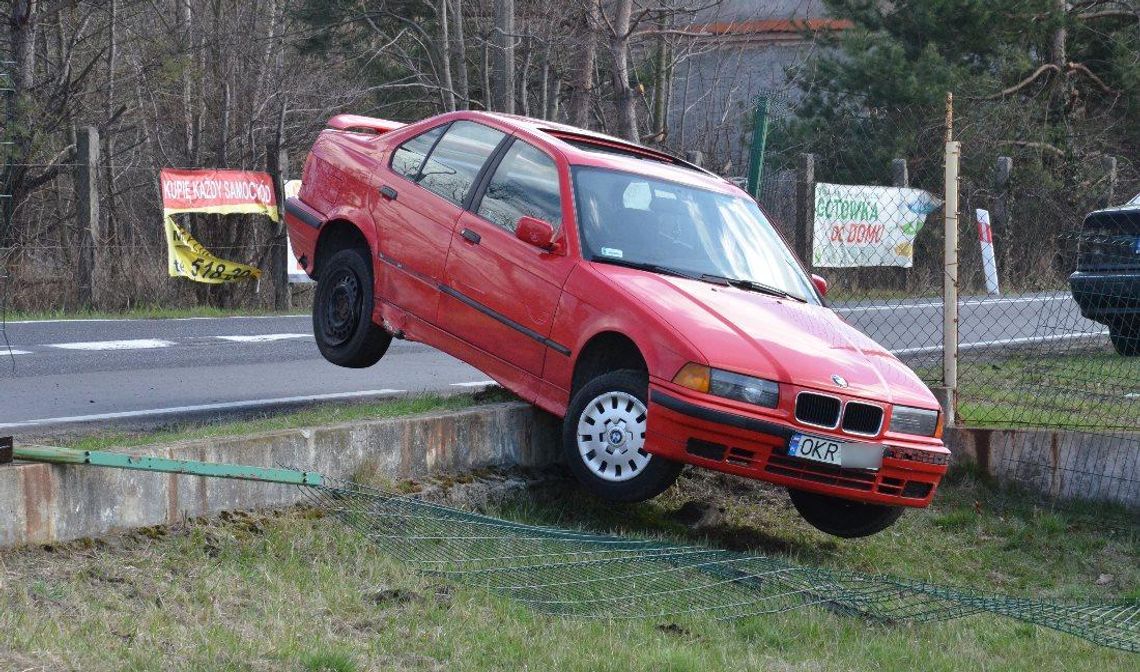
[
  {"left": 285, "top": 197, "right": 324, "bottom": 229},
  {"left": 650, "top": 390, "right": 795, "bottom": 440},
  {"left": 439, "top": 285, "right": 571, "bottom": 357}
]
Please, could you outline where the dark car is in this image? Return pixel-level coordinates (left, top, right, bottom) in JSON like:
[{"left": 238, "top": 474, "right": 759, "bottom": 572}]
[{"left": 1069, "top": 193, "right": 1140, "bottom": 356}]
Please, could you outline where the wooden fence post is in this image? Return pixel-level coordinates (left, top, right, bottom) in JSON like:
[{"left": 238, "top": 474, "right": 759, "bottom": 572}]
[
  {"left": 891, "top": 158, "right": 908, "bottom": 188},
  {"left": 75, "top": 126, "right": 100, "bottom": 309},
  {"left": 266, "top": 143, "right": 290, "bottom": 311},
  {"left": 1101, "top": 155, "right": 1117, "bottom": 208},
  {"left": 795, "top": 153, "right": 816, "bottom": 272}
]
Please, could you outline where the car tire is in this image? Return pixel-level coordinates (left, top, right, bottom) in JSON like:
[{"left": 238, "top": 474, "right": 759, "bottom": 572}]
[
  {"left": 563, "top": 369, "right": 682, "bottom": 503},
  {"left": 312, "top": 247, "right": 391, "bottom": 368},
  {"left": 788, "top": 488, "right": 904, "bottom": 538},
  {"left": 1109, "top": 323, "right": 1140, "bottom": 357}
]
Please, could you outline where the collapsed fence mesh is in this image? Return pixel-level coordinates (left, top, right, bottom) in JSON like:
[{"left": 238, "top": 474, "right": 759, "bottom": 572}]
[{"left": 300, "top": 480, "right": 1139, "bottom": 653}]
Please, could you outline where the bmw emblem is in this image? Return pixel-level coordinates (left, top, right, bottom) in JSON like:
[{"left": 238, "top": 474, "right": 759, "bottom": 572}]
[{"left": 832, "top": 374, "right": 849, "bottom": 388}]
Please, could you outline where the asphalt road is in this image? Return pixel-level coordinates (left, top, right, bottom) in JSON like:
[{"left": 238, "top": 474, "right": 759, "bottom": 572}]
[{"left": 0, "top": 291, "right": 1103, "bottom": 434}]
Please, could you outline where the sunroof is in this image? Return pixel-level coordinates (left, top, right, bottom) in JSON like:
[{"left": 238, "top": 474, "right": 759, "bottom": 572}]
[{"left": 539, "top": 129, "right": 699, "bottom": 171}]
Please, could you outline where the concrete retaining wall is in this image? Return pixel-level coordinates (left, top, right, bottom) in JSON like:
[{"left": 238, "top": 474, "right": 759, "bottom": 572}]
[
  {"left": 946, "top": 426, "right": 1139, "bottom": 509},
  {"left": 0, "top": 402, "right": 560, "bottom": 549},
  {"left": 3, "top": 403, "right": 1134, "bottom": 550}
]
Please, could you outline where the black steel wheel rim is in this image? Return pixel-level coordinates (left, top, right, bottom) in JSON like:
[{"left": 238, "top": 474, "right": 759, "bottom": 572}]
[{"left": 322, "top": 268, "right": 362, "bottom": 346}]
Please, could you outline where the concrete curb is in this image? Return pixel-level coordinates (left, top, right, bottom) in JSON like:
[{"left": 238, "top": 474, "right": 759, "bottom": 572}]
[
  {"left": 946, "top": 426, "right": 1139, "bottom": 508},
  {"left": 0, "top": 402, "right": 560, "bottom": 549}
]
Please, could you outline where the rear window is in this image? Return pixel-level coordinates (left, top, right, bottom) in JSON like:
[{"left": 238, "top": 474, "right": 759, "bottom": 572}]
[{"left": 415, "top": 121, "right": 507, "bottom": 205}]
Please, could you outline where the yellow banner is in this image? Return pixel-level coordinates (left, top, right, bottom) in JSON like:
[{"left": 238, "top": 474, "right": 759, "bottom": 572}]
[
  {"left": 164, "top": 215, "right": 262, "bottom": 284},
  {"left": 159, "top": 169, "right": 278, "bottom": 283}
]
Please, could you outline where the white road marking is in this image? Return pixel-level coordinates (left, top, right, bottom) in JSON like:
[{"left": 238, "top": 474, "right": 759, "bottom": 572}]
[
  {"left": 7, "top": 314, "right": 306, "bottom": 325},
  {"left": 0, "top": 389, "right": 406, "bottom": 430},
  {"left": 2, "top": 349, "right": 32, "bottom": 355},
  {"left": 216, "top": 333, "right": 311, "bottom": 343},
  {"left": 836, "top": 294, "right": 1072, "bottom": 315},
  {"left": 450, "top": 380, "right": 496, "bottom": 388},
  {"left": 891, "top": 331, "right": 1109, "bottom": 356},
  {"left": 47, "top": 339, "right": 175, "bottom": 351}
]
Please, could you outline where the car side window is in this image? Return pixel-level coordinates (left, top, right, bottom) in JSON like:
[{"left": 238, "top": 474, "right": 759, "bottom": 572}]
[
  {"left": 477, "top": 141, "right": 562, "bottom": 233},
  {"left": 416, "top": 121, "right": 506, "bottom": 205},
  {"left": 391, "top": 124, "right": 446, "bottom": 180}
]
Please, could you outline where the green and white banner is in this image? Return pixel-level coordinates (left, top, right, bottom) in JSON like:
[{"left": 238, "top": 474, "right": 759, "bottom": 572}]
[{"left": 812, "top": 183, "right": 942, "bottom": 268}]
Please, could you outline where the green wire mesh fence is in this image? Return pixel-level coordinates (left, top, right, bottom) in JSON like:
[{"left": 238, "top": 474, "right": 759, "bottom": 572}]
[{"left": 301, "top": 479, "right": 1139, "bottom": 654}]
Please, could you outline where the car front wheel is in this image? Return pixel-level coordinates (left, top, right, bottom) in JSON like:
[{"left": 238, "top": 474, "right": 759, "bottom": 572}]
[
  {"left": 788, "top": 488, "right": 904, "bottom": 538},
  {"left": 312, "top": 247, "right": 392, "bottom": 368},
  {"left": 563, "top": 370, "right": 682, "bottom": 502}
]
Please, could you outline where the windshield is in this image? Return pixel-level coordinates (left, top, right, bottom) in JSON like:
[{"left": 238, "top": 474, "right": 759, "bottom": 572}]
[{"left": 572, "top": 167, "right": 818, "bottom": 304}]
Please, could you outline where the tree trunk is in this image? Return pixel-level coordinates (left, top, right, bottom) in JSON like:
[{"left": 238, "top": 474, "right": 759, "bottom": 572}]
[
  {"left": 448, "top": 0, "right": 468, "bottom": 109},
  {"left": 608, "top": 0, "right": 638, "bottom": 142},
  {"left": 567, "top": 1, "right": 598, "bottom": 128},
  {"left": 491, "top": 0, "right": 515, "bottom": 113},
  {"left": 1, "top": 0, "right": 39, "bottom": 245},
  {"left": 651, "top": 15, "right": 668, "bottom": 139},
  {"left": 438, "top": 0, "right": 456, "bottom": 111}
]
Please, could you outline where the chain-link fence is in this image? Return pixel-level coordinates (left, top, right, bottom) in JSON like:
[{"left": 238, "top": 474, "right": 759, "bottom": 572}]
[{"left": 736, "top": 88, "right": 1139, "bottom": 512}]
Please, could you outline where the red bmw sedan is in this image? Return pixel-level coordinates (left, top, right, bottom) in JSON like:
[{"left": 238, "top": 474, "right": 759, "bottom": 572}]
[{"left": 284, "top": 110, "right": 949, "bottom": 538}]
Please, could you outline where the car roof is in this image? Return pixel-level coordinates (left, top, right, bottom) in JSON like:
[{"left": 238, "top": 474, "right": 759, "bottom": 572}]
[{"left": 472, "top": 112, "right": 739, "bottom": 195}]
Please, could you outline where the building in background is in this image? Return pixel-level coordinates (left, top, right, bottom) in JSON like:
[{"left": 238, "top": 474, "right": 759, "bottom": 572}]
[{"left": 667, "top": 0, "right": 846, "bottom": 176}]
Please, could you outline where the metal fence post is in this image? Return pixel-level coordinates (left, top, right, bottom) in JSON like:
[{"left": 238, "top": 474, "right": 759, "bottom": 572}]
[
  {"left": 75, "top": 126, "right": 100, "bottom": 309},
  {"left": 942, "top": 103, "right": 960, "bottom": 425},
  {"left": 795, "top": 153, "right": 816, "bottom": 273},
  {"left": 266, "top": 143, "right": 290, "bottom": 311},
  {"left": 746, "top": 95, "right": 771, "bottom": 200}
]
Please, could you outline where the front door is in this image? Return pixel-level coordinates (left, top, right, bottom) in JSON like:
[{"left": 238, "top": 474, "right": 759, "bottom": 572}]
[{"left": 440, "top": 138, "right": 574, "bottom": 376}]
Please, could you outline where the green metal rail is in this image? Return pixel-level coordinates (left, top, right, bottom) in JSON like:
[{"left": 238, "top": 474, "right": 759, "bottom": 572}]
[{"left": 5, "top": 444, "right": 323, "bottom": 486}]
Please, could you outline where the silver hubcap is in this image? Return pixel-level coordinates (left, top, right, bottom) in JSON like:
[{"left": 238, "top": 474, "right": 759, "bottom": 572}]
[{"left": 576, "top": 391, "right": 651, "bottom": 482}]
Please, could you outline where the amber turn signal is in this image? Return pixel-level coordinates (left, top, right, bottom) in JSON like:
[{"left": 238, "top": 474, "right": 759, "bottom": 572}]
[{"left": 672, "top": 363, "right": 711, "bottom": 393}]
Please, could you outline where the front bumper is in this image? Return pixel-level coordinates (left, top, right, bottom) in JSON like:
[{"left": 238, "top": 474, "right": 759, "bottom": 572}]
[
  {"left": 646, "top": 385, "right": 948, "bottom": 508},
  {"left": 1069, "top": 272, "right": 1140, "bottom": 325}
]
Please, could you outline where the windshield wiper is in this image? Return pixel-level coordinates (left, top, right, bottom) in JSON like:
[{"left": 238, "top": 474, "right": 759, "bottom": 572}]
[
  {"left": 591, "top": 257, "right": 703, "bottom": 281},
  {"left": 713, "top": 275, "right": 807, "bottom": 302}
]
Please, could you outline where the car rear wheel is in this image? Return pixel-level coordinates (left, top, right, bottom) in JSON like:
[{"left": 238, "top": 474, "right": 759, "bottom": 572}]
[
  {"left": 1109, "top": 323, "right": 1140, "bottom": 357},
  {"left": 788, "top": 488, "right": 904, "bottom": 538},
  {"left": 313, "top": 247, "right": 391, "bottom": 368},
  {"left": 563, "top": 370, "right": 682, "bottom": 502}
]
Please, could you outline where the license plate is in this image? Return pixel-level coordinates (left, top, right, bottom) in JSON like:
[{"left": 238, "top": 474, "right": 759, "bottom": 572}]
[{"left": 787, "top": 434, "right": 882, "bottom": 470}]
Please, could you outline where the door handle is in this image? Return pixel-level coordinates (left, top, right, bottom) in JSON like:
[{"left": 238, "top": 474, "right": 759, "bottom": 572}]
[
  {"left": 460, "top": 228, "right": 481, "bottom": 245},
  {"left": 379, "top": 185, "right": 398, "bottom": 200}
]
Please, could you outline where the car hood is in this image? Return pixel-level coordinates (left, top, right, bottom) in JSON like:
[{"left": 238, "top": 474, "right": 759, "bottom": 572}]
[{"left": 591, "top": 264, "right": 936, "bottom": 408}]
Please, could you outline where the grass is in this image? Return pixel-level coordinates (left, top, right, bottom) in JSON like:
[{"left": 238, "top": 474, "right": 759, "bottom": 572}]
[
  {"left": 953, "top": 350, "right": 1140, "bottom": 428},
  {"left": 0, "top": 468, "right": 1135, "bottom": 671},
  {"left": 49, "top": 389, "right": 516, "bottom": 453},
  {"left": 4, "top": 305, "right": 305, "bottom": 321}
]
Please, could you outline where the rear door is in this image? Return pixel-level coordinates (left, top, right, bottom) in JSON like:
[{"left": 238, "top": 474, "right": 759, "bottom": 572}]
[
  {"left": 374, "top": 121, "right": 507, "bottom": 322},
  {"left": 439, "top": 138, "right": 575, "bottom": 376}
]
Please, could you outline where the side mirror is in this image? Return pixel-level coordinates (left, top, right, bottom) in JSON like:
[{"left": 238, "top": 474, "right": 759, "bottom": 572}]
[
  {"left": 515, "top": 216, "right": 559, "bottom": 252},
  {"left": 811, "top": 273, "right": 829, "bottom": 298}
]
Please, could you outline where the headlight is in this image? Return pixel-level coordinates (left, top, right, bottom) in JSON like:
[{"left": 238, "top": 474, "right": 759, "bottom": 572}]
[
  {"left": 672, "top": 364, "right": 779, "bottom": 409},
  {"left": 889, "top": 405, "right": 941, "bottom": 437}
]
